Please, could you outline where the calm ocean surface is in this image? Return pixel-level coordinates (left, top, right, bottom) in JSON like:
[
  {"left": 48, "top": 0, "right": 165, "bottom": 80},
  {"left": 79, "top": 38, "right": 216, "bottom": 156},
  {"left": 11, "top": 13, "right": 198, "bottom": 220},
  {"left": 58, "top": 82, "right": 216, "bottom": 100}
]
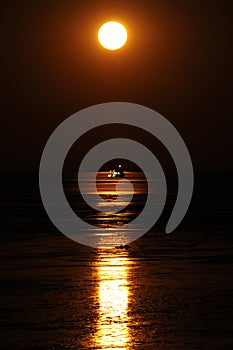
[{"left": 1, "top": 172, "right": 232, "bottom": 349}]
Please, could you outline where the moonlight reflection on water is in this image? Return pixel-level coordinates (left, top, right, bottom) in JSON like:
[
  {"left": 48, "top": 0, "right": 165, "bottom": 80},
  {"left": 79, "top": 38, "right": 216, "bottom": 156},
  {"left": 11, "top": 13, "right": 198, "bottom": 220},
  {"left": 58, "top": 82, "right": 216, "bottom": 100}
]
[{"left": 94, "top": 254, "right": 130, "bottom": 349}]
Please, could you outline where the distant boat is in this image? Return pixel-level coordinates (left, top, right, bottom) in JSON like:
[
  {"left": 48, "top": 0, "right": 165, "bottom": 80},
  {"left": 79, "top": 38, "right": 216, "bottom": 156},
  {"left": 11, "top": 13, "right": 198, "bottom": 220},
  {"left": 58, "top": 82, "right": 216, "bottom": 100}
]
[{"left": 107, "top": 164, "right": 125, "bottom": 178}]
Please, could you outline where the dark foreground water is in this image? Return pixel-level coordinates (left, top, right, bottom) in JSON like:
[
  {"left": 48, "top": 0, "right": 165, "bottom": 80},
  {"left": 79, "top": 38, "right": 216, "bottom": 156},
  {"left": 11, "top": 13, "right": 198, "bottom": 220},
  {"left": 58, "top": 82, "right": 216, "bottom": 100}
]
[{"left": 1, "top": 172, "right": 233, "bottom": 349}]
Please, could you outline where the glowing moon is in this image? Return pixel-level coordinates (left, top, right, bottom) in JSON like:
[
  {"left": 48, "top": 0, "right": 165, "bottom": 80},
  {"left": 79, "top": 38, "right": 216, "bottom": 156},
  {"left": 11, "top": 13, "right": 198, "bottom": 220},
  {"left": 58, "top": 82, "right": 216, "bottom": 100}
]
[{"left": 98, "top": 21, "right": 127, "bottom": 51}]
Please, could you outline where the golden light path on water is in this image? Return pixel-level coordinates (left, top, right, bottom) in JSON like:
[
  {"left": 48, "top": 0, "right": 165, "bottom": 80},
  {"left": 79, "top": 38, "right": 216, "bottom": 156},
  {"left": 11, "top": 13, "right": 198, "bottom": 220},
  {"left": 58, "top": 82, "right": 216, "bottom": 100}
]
[
  {"left": 76, "top": 171, "right": 148, "bottom": 248},
  {"left": 94, "top": 254, "right": 130, "bottom": 349}
]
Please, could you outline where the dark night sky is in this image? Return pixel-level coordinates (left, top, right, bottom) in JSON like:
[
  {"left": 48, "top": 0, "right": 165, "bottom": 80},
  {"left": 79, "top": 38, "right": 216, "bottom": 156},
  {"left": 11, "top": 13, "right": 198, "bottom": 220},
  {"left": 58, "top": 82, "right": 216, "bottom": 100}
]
[{"left": 1, "top": 0, "right": 232, "bottom": 172}]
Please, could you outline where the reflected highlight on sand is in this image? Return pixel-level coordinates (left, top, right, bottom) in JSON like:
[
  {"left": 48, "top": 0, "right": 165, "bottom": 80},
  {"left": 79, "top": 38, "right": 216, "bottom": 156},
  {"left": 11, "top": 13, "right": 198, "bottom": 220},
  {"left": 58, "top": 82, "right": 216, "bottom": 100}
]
[{"left": 94, "top": 254, "right": 130, "bottom": 349}]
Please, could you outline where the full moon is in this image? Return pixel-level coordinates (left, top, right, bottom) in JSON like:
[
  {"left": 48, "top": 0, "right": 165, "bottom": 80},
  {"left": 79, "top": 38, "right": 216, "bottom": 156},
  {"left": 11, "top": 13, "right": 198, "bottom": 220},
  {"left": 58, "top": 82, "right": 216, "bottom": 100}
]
[{"left": 98, "top": 21, "right": 127, "bottom": 51}]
